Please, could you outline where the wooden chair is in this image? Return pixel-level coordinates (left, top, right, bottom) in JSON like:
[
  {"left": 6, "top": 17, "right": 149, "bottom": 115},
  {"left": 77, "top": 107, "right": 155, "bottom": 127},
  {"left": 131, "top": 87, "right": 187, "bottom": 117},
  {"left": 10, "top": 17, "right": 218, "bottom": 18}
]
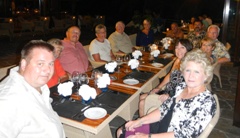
[
  {"left": 145, "top": 94, "right": 220, "bottom": 138},
  {"left": 83, "top": 45, "right": 105, "bottom": 68}
]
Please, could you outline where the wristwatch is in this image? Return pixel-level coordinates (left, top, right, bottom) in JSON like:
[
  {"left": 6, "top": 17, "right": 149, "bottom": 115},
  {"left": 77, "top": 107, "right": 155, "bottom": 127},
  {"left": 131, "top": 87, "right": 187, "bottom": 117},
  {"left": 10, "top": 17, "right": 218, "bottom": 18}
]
[{"left": 149, "top": 133, "right": 152, "bottom": 138}]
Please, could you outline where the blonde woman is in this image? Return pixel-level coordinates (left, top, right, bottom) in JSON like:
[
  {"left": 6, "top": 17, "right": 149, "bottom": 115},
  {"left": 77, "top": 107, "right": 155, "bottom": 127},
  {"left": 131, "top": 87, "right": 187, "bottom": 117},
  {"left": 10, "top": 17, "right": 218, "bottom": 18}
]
[{"left": 47, "top": 38, "right": 69, "bottom": 88}]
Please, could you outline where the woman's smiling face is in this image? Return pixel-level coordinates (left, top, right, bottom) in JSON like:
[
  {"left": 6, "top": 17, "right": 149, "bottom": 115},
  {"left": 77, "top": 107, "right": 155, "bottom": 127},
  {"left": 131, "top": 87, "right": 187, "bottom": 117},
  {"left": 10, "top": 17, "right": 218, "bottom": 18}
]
[{"left": 175, "top": 42, "right": 187, "bottom": 60}]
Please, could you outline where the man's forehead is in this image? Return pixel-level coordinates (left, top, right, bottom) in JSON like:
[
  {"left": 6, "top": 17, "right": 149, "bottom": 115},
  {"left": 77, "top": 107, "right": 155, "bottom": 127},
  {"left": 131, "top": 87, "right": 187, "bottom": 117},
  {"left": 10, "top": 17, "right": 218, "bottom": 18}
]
[{"left": 69, "top": 27, "right": 80, "bottom": 32}]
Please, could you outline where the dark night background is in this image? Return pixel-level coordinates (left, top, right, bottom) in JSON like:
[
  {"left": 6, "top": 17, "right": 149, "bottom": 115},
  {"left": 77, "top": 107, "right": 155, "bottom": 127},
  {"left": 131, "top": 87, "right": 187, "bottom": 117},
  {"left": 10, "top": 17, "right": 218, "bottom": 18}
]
[{"left": 7, "top": 0, "right": 224, "bottom": 26}]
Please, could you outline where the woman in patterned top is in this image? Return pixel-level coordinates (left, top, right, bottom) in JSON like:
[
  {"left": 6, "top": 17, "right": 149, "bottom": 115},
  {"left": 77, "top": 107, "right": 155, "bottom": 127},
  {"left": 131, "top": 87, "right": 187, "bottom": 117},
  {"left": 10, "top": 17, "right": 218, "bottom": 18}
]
[
  {"left": 139, "top": 39, "right": 193, "bottom": 117},
  {"left": 117, "top": 49, "right": 216, "bottom": 138}
]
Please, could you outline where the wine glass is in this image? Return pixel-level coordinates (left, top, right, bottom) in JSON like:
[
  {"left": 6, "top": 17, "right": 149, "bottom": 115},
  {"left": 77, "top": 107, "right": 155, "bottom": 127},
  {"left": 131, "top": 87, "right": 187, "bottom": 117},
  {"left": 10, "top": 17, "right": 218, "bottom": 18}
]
[
  {"left": 124, "top": 54, "right": 130, "bottom": 73},
  {"left": 79, "top": 73, "right": 89, "bottom": 85},
  {"left": 71, "top": 71, "right": 80, "bottom": 91},
  {"left": 116, "top": 55, "right": 122, "bottom": 73}
]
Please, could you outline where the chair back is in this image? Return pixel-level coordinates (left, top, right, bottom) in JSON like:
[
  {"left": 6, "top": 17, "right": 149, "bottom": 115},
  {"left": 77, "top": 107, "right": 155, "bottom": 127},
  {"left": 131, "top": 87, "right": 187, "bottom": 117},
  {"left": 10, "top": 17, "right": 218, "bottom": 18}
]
[
  {"left": 129, "top": 33, "right": 137, "bottom": 46},
  {"left": 83, "top": 45, "right": 105, "bottom": 68},
  {"left": 198, "top": 94, "right": 220, "bottom": 138},
  {"left": 0, "top": 65, "right": 16, "bottom": 81}
]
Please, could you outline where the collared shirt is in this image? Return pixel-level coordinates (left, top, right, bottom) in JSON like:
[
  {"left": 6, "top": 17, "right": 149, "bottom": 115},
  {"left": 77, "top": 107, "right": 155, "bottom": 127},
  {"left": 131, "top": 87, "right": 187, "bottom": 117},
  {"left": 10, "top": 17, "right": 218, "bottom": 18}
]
[
  {"left": 89, "top": 38, "right": 112, "bottom": 62},
  {"left": 212, "top": 40, "right": 230, "bottom": 59},
  {"left": 108, "top": 31, "right": 133, "bottom": 54},
  {"left": 0, "top": 67, "right": 65, "bottom": 138},
  {"left": 187, "top": 30, "right": 206, "bottom": 48},
  {"left": 59, "top": 38, "right": 89, "bottom": 74}
]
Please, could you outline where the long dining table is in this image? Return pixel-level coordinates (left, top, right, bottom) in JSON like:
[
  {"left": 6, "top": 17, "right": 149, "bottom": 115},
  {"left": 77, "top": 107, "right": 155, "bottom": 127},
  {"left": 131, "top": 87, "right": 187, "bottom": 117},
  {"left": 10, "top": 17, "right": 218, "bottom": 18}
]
[{"left": 50, "top": 50, "right": 175, "bottom": 138}]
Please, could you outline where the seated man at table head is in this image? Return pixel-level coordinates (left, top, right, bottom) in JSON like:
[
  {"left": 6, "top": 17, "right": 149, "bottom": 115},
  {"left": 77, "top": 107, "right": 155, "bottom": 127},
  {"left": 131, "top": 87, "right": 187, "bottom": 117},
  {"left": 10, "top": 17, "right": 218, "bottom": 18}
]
[
  {"left": 89, "top": 24, "right": 115, "bottom": 63},
  {"left": 206, "top": 25, "right": 230, "bottom": 64},
  {"left": 0, "top": 40, "right": 65, "bottom": 138},
  {"left": 166, "top": 22, "right": 184, "bottom": 39},
  {"left": 108, "top": 21, "right": 133, "bottom": 55},
  {"left": 187, "top": 19, "right": 206, "bottom": 48},
  {"left": 47, "top": 38, "right": 69, "bottom": 88},
  {"left": 139, "top": 39, "right": 193, "bottom": 117},
  {"left": 136, "top": 18, "right": 154, "bottom": 47},
  {"left": 59, "top": 25, "right": 92, "bottom": 74},
  {"left": 117, "top": 49, "right": 216, "bottom": 138}
]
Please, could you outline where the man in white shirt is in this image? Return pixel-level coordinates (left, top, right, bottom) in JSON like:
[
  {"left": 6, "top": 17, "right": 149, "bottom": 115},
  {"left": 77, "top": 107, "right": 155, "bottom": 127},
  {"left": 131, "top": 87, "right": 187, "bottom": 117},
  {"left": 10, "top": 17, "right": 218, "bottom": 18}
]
[
  {"left": 0, "top": 40, "right": 65, "bottom": 138},
  {"left": 108, "top": 21, "right": 133, "bottom": 55}
]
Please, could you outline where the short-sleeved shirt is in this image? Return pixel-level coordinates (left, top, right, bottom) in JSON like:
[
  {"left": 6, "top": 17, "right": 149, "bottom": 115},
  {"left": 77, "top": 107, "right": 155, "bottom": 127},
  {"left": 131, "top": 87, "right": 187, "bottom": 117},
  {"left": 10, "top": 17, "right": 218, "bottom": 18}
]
[
  {"left": 187, "top": 30, "right": 206, "bottom": 48},
  {"left": 212, "top": 40, "right": 230, "bottom": 59},
  {"left": 108, "top": 31, "right": 133, "bottom": 54},
  {"left": 47, "top": 59, "right": 67, "bottom": 88},
  {"left": 59, "top": 38, "right": 89, "bottom": 74},
  {"left": 159, "top": 83, "right": 216, "bottom": 137},
  {"left": 89, "top": 38, "right": 112, "bottom": 62}
]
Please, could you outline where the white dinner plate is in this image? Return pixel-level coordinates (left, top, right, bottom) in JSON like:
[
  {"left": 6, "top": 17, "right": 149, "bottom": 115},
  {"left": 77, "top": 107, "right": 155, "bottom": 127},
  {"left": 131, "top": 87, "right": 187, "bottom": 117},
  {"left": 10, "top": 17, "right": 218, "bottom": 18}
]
[
  {"left": 84, "top": 107, "right": 107, "bottom": 120},
  {"left": 151, "top": 63, "right": 163, "bottom": 68},
  {"left": 163, "top": 53, "right": 174, "bottom": 57},
  {"left": 123, "top": 78, "right": 139, "bottom": 85}
]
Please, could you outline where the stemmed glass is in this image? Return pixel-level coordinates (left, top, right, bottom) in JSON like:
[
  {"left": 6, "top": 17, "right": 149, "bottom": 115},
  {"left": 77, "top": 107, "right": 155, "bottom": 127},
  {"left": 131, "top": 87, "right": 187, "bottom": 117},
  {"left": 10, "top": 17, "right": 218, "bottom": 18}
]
[
  {"left": 71, "top": 71, "right": 80, "bottom": 92},
  {"left": 124, "top": 54, "right": 131, "bottom": 73},
  {"left": 79, "top": 73, "right": 89, "bottom": 85},
  {"left": 116, "top": 55, "right": 123, "bottom": 73}
]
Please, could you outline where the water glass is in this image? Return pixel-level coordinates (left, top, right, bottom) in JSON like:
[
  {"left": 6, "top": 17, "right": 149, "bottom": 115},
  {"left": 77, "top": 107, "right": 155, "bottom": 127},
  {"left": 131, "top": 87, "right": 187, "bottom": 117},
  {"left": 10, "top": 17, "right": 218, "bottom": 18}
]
[
  {"left": 71, "top": 71, "right": 80, "bottom": 91},
  {"left": 80, "top": 73, "right": 89, "bottom": 85},
  {"left": 116, "top": 56, "right": 122, "bottom": 73},
  {"left": 124, "top": 54, "right": 130, "bottom": 73}
]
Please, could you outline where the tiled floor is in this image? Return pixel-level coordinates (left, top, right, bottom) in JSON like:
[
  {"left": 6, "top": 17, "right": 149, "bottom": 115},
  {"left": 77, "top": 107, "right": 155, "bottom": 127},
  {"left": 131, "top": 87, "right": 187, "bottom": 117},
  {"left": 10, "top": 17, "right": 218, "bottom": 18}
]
[{"left": 0, "top": 28, "right": 240, "bottom": 138}]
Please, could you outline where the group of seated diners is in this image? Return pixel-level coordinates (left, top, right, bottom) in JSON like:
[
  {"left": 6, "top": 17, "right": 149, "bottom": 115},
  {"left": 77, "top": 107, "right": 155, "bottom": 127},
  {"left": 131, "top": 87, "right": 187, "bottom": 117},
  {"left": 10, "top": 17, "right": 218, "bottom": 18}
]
[
  {"left": 47, "top": 19, "right": 228, "bottom": 137},
  {"left": 0, "top": 18, "right": 228, "bottom": 137}
]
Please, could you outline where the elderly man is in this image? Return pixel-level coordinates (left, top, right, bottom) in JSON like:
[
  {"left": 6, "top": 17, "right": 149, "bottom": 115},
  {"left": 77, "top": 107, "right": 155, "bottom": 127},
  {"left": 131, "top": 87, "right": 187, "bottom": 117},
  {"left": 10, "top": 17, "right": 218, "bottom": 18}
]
[
  {"left": 207, "top": 25, "right": 230, "bottom": 64},
  {"left": 166, "top": 22, "right": 184, "bottom": 39},
  {"left": 108, "top": 21, "right": 133, "bottom": 55},
  {"left": 59, "top": 26, "right": 92, "bottom": 74},
  {"left": 187, "top": 19, "right": 206, "bottom": 48},
  {"left": 0, "top": 40, "right": 65, "bottom": 137}
]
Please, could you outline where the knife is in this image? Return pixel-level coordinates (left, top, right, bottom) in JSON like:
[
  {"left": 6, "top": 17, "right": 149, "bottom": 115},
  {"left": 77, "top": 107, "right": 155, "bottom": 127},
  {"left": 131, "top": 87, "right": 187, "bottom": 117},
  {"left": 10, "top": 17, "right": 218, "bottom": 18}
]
[{"left": 72, "top": 105, "right": 91, "bottom": 119}]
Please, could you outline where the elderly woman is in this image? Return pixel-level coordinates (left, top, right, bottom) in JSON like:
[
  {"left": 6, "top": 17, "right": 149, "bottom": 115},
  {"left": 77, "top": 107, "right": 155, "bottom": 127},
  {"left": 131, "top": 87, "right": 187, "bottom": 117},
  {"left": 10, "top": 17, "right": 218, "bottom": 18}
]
[
  {"left": 136, "top": 19, "right": 154, "bottom": 47},
  {"left": 89, "top": 24, "right": 115, "bottom": 63},
  {"left": 200, "top": 37, "right": 216, "bottom": 64},
  {"left": 117, "top": 49, "right": 216, "bottom": 138},
  {"left": 138, "top": 39, "right": 193, "bottom": 117},
  {"left": 47, "top": 38, "right": 69, "bottom": 88}
]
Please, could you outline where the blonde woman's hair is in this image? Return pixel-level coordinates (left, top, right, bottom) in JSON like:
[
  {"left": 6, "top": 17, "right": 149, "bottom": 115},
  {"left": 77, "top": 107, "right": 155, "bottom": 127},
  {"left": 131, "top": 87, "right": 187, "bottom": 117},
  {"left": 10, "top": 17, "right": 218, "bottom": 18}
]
[
  {"left": 201, "top": 37, "right": 216, "bottom": 49},
  {"left": 47, "top": 38, "right": 64, "bottom": 50},
  {"left": 180, "top": 49, "right": 213, "bottom": 84}
]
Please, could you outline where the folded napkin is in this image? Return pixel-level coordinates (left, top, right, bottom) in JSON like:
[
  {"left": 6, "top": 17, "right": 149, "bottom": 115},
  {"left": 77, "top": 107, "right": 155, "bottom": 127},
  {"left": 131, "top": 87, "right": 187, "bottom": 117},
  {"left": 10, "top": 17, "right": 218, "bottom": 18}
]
[
  {"left": 57, "top": 82, "right": 74, "bottom": 97},
  {"left": 105, "top": 61, "right": 117, "bottom": 73},
  {"left": 150, "top": 44, "right": 158, "bottom": 51},
  {"left": 161, "top": 37, "right": 173, "bottom": 49},
  {"left": 132, "top": 50, "right": 142, "bottom": 59},
  {"left": 78, "top": 84, "right": 97, "bottom": 100},
  {"left": 128, "top": 59, "right": 139, "bottom": 69},
  {"left": 150, "top": 50, "right": 160, "bottom": 57},
  {"left": 97, "top": 73, "right": 111, "bottom": 88}
]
